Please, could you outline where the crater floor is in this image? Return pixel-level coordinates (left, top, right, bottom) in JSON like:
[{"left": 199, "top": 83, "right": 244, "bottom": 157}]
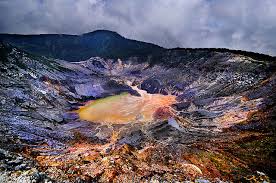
[{"left": 0, "top": 43, "right": 275, "bottom": 182}]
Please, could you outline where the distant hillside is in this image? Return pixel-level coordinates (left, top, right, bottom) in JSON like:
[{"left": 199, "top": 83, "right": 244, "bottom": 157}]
[
  {"left": 170, "top": 47, "right": 276, "bottom": 62},
  {"left": 0, "top": 30, "right": 275, "bottom": 62},
  {"left": 0, "top": 30, "right": 164, "bottom": 61}
]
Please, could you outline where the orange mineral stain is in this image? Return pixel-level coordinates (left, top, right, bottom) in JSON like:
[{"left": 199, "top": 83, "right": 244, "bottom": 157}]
[{"left": 76, "top": 83, "right": 176, "bottom": 124}]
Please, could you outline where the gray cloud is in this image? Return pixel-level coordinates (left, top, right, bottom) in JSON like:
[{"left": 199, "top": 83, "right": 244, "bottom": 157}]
[{"left": 0, "top": 0, "right": 275, "bottom": 55}]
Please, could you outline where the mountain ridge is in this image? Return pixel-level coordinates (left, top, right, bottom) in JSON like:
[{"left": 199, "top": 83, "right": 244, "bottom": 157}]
[
  {"left": 0, "top": 30, "right": 275, "bottom": 62},
  {"left": 0, "top": 30, "right": 164, "bottom": 61}
]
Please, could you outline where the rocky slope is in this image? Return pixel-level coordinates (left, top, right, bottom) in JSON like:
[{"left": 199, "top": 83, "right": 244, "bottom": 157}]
[{"left": 0, "top": 41, "right": 275, "bottom": 182}]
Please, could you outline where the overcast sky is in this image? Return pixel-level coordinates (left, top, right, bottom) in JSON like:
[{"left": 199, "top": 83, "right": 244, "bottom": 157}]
[{"left": 0, "top": 0, "right": 275, "bottom": 55}]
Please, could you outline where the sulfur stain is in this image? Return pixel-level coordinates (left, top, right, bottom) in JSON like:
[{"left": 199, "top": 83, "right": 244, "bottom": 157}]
[{"left": 76, "top": 88, "right": 176, "bottom": 124}]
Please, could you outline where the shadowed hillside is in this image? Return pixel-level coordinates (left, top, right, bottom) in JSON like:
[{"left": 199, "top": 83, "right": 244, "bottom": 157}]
[
  {"left": 1, "top": 30, "right": 275, "bottom": 63},
  {"left": 0, "top": 30, "right": 164, "bottom": 61}
]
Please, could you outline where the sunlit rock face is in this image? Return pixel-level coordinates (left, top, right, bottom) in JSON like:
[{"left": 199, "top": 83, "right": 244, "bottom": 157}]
[{"left": 0, "top": 42, "right": 275, "bottom": 182}]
